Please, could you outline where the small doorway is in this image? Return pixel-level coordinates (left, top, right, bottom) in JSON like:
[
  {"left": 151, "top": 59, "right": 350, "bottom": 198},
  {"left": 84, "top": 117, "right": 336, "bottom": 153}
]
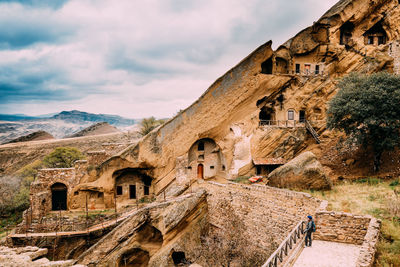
[
  {"left": 304, "top": 64, "right": 311, "bottom": 75},
  {"left": 299, "top": 110, "right": 306, "bottom": 122},
  {"left": 197, "top": 164, "right": 204, "bottom": 179},
  {"left": 51, "top": 183, "right": 67, "bottom": 211},
  {"left": 129, "top": 185, "right": 136, "bottom": 199}
]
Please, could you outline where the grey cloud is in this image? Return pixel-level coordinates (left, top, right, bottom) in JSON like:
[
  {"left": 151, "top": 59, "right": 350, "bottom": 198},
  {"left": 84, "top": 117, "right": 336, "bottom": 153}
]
[{"left": 0, "top": 0, "right": 68, "bottom": 9}]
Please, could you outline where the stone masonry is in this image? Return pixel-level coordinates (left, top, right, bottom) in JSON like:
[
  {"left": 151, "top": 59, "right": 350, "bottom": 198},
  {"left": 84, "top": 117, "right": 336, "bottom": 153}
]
[
  {"left": 203, "top": 182, "right": 322, "bottom": 252},
  {"left": 314, "top": 211, "right": 371, "bottom": 245},
  {"left": 29, "top": 168, "right": 78, "bottom": 221}
]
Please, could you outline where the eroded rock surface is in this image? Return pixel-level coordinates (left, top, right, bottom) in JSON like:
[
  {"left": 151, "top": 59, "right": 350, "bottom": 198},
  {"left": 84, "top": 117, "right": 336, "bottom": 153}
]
[
  {"left": 0, "top": 246, "right": 84, "bottom": 267},
  {"left": 268, "top": 151, "right": 332, "bottom": 190}
]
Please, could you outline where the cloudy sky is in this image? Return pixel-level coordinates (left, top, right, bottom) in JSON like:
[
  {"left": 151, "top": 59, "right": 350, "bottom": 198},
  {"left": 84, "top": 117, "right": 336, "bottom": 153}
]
[{"left": 0, "top": 0, "right": 338, "bottom": 119}]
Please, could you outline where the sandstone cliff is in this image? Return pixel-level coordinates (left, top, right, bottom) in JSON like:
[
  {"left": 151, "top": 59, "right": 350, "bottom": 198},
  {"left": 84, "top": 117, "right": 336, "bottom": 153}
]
[{"left": 35, "top": 0, "right": 400, "bottom": 208}]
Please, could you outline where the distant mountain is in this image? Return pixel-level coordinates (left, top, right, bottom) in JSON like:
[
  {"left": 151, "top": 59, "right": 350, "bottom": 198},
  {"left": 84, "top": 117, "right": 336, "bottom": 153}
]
[
  {"left": 51, "top": 110, "right": 135, "bottom": 126},
  {"left": 0, "top": 110, "right": 137, "bottom": 144},
  {"left": 67, "top": 122, "right": 121, "bottom": 138},
  {"left": 0, "top": 114, "right": 38, "bottom": 121},
  {"left": 5, "top": 131, "right": 54, "bottom": 144}
]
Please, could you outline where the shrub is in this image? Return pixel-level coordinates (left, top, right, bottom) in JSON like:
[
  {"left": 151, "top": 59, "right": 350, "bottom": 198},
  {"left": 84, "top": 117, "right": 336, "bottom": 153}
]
[
  {"left": 139, "top": 117, "right": 167, "bottom": 136},
  {"left": 42, "top": 147, "right": 84, "bottom": 168},
  {"left": 389, "top": 180, "right": 399, "bottom": 187}
]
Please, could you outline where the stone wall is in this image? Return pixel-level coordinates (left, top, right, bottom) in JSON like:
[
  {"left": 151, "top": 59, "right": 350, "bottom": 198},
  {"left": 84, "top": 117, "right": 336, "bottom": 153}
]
[
  {"left": 356, "top": 218, "right": 381, "bottom": 267},
  {"left": 389, "top": 40, "right": 400, "bottom": 74},
  {"left": 314, "top": 211, "right": 371, "bottom": 245},
  {"left": 203, "top": 182, "right": 322, "bottom": 252},
  {"left": 87, "top": 150, "right": 109, "bottom": 166},
  {"left": 29, "top": 168, "right": 77, "bottom": 221},
  {"left": 313, "top": 210, "right": 381, "bottom": 267}
]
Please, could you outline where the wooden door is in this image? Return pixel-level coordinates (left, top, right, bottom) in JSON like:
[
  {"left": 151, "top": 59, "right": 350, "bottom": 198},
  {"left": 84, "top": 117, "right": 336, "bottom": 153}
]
[{"left": 197, "top": 164, "right": 204, "bottom": 179}]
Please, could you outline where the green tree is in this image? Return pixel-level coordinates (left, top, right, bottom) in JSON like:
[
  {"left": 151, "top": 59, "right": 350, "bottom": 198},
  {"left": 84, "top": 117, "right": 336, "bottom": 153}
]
[
  {"left": 42, "top": 147, "right": 84, "bottom": 168},
  {"left": 327, "top": 72, "right": 400, "bottom": 172},
  {"left": 139, "top": 117, "right": 166, "bottom": 136}
]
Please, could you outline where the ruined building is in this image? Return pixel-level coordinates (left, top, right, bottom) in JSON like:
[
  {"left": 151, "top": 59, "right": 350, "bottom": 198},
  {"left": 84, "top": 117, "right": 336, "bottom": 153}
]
[{"left": 13, "top": 0, "right": 400, "bottom": 265}]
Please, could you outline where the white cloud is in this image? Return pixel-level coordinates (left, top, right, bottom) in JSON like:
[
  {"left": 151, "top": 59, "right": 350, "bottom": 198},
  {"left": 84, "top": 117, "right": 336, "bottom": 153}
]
[{"left": 0, "top": 0, "right": 338, "bottom": 118}]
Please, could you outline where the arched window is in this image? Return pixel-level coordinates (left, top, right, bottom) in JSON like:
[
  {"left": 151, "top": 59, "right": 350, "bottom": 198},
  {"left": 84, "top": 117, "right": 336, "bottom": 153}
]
[
  {"left": 288, "top": 110, "right": 295, "bottom": 120},
  {"left": 51, "top": 183, "right": 67, "bottom": 211}
]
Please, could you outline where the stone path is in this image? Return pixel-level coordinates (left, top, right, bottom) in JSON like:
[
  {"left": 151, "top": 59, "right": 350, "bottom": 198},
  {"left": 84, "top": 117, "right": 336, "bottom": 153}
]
[{"left": 293, "top": 240, "right": 361, "bottom": 267}]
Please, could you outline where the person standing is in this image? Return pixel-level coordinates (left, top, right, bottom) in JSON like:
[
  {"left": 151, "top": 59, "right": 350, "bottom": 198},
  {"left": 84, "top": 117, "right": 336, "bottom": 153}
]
[{"left": 305, "top": 215, "right": 316, "bottom": 247}]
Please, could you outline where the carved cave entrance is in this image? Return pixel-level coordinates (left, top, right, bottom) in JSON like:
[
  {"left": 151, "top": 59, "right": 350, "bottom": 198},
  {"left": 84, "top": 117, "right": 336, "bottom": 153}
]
[
  {"left": 340, "top": 21, "right": 354, "bottom": 45},
  {"left": 118, "top": 248, "right": 150, "bottom": 267},
  {"left": 275, "top": 57, "right": 288, "bottom": 74},
  {"left": 261, "top": 57, "right": 273, "bottom": 74},
  {"left": 172, "top": 251, "right": 187, "bottom": 265},
  {"left": 259, "top": 106, "right": 275, "bottom": 122},
  {"left": 51, "top": 183, "right": 67, "bottom": 211},
  {"left": 364, "top": 21, "right": 387, "bottom": 45},
  {"left": 113, "top": 168, "right": 153, "bottom": 204},
  {"left": 188, "top": 138, "right": 225, "bottom": 180}
]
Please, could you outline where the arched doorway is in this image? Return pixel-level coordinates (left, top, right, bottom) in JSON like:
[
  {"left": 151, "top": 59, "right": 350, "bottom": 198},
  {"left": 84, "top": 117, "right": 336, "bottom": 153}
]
[
  {"left": 197, "top": 164, "right": 204, "bottom": 179},
  {"left": 51, "top": 183, "right": 67, "bottom": 211}
]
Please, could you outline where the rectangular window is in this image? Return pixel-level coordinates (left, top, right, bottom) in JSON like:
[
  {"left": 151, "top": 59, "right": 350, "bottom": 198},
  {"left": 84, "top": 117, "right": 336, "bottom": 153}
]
[
  {"left": 295, "top": 64, "right": 300, "bottom": 74},
  {"left": 210, "top": 166, "right": 214, "bottom": 169},
  {"left": 129, "top": 185, "right": 136, "bottom": 199},
  {"left": 288, "top": 110, "right": 295, "bottom": 120},
  {"left": 315, "top": 65, "right": 320, "bottom": 75},
  {"left": 116, "top": 186, "right": 123, "bottom": 195},
  {"left": 368, "top": 36, "right": 374, "bottom": 45},
  {"left": 378, "top": 36, "right": 385, "bottom": 45},
  {"left": 198, "top": 142, "right": 204, "bottom": 151},
  {"left": 144, "top": 185, "right": 150, "bottom": 196}
]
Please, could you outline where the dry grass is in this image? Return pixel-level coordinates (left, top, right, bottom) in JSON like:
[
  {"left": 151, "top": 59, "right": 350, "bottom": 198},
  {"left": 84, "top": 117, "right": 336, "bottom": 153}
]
[{"left": 307, "top": 179, "right": 400, "bottom": 267}]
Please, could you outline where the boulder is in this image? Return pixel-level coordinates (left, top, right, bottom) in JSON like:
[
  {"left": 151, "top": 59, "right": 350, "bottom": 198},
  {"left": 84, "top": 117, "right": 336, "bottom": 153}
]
[
  {"left": 0, "top": 246, "right": 81, "bottom": 267},
  {"left": 268, "top": 151, "right": 332, "bottom": 190}
]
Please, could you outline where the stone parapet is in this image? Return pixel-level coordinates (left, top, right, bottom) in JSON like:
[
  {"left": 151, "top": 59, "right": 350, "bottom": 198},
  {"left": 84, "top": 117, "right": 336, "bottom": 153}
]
[
  {"left": 314, "top": 211, "right": 371, "bottom": 245},
  {"left": 356, "top": 218, "right": 381, "bottom": 267}
]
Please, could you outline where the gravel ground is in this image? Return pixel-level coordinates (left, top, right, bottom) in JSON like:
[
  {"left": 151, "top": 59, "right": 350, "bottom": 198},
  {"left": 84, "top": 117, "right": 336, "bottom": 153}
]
[{"left": 293, "top": 240, "right": 361, "bottom": 267}]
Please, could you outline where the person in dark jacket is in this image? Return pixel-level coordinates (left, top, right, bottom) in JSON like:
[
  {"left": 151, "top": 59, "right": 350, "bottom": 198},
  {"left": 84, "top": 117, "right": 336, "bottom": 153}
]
[{"left": 305, "top": 215, "right": 316, "bottom": 247}]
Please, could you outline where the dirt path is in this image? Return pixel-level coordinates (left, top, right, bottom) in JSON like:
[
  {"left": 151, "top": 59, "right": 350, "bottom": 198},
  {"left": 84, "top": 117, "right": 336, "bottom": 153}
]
[{"left": 293, "top": 240, "right": 361, "bottom": 267}]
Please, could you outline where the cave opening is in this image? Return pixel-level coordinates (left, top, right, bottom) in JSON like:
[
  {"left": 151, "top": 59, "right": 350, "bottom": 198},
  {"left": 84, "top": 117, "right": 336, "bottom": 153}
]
[
  {"left": 340, "top": 21, "right": 354, "bottom": 45},
  {"left": 364, "top": 21, "right": 387, "bottom": 45},
  {"left": 172, "top": 251, "right": 188, "bottom": 265},
  {"left": 118, "top": 248, "right": 150, "bottom": 267},
  {"left": 261, "top": 57, "right": 273, "bottom": 74}
]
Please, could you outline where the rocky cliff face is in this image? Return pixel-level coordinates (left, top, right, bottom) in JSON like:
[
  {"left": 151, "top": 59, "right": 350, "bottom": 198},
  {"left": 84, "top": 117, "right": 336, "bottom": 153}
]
[{"left": 62, "top": 0, "right": 400, "bottom": 208}]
